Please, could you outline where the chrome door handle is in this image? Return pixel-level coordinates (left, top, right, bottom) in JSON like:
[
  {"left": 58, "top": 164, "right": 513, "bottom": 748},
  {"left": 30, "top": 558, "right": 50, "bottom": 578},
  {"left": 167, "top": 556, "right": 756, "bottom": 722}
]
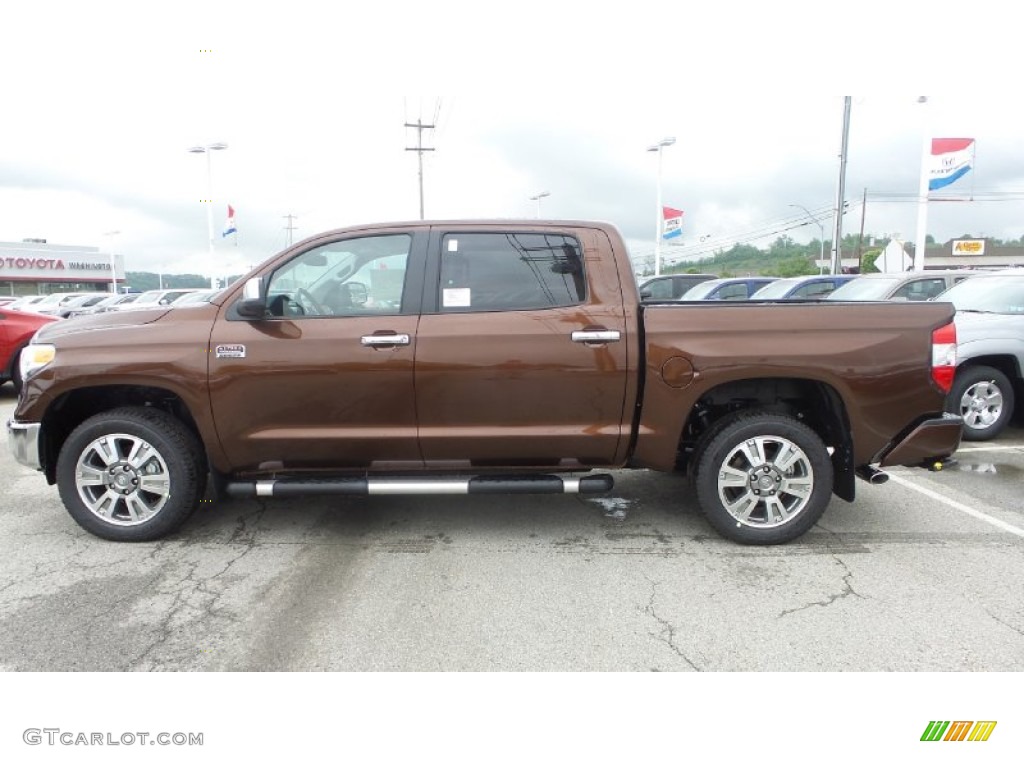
[
  {"left": 360, "top": 333, "right": 411, "bottom": 347},
  {"left": 571, "top": 330, "right": 621, "bottom": 343}
]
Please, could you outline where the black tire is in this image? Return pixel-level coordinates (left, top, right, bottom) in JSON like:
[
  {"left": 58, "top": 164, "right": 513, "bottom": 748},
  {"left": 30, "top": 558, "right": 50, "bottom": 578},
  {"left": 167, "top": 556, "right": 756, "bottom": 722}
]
[
  {"left": 7, "top": 342, "right": 26, "bottom": 395},
  {"left": 56, "top": 407, "right": 206, "bottom": 541},
  {"left": 947, "top": 365, "right": 1015, "bottom": 442},
  {"left": 694, "top": 411, "right": 834, "bottom": 545}
]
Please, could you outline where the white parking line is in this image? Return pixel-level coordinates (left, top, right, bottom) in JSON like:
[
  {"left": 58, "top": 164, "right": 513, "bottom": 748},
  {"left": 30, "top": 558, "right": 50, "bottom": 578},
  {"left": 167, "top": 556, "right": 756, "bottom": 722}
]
[
  {"left": 888, "top": 474, "right": 1024, "bottom": 538},
  {"left": 954, "top": 444, "right": 1024, "bottom": 453}
]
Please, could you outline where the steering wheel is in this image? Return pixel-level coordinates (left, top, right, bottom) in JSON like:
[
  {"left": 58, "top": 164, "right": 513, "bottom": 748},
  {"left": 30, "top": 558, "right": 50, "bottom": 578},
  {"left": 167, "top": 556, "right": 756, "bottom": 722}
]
[{"left": 293, "top": 288, "right": 324, "bottom": 316}]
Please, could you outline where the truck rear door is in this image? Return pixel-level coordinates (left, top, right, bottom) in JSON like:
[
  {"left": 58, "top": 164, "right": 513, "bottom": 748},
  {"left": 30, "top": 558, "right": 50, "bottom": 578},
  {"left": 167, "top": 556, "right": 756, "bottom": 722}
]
[{"left": 414, "top": 226, "right": 630, "bottom": 467}]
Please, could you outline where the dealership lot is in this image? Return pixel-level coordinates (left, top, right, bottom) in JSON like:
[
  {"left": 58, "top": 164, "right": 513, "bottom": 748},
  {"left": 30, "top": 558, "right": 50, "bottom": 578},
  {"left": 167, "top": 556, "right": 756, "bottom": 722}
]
[{"left": 1, "top": 391, "right": 1021, "bottom": 672}]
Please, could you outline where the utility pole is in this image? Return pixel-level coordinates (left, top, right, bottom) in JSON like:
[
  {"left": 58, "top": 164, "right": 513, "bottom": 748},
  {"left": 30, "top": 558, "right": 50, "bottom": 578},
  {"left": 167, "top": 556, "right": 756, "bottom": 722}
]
[
  {"left": 283, "top": 213, "right": 299, "bottom": 247},
  {"left": 405, "top": 119, "right": 435, "bottom": 219},
  {"left": 855, "top": 187, "right": 867, "bottom": 266}
]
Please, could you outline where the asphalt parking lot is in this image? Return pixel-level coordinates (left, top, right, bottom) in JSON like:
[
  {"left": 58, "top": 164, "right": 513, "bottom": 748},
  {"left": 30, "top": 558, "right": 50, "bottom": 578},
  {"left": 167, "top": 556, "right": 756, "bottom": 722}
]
[{"left": 1, "top": 389, "right": 1022, "bottom": 672}]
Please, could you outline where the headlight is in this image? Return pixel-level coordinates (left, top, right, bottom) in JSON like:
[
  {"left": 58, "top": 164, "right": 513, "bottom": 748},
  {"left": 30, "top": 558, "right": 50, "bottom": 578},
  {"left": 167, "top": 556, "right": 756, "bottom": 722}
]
[{"left": 20, "top": 343, "right": 56, "bottom": 381}]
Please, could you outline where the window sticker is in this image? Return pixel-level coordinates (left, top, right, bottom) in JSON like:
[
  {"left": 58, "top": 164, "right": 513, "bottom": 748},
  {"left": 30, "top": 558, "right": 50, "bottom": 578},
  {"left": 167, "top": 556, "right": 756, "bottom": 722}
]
[
  {"left": 447, "top": 239, "right": 458, "bottom": 252},
  {"left": 442, "top": 288, "right": 471, "bottom": 307}
]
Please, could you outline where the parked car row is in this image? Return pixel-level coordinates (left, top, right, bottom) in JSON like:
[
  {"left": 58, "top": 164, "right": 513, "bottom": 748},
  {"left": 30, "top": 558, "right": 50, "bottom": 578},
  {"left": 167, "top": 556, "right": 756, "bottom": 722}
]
[
  {"left": 639, "top": 269, "right": 984, "bottom": 304},
  {"left": 4, "top": 288, "right": 218, "bottom": 319}
]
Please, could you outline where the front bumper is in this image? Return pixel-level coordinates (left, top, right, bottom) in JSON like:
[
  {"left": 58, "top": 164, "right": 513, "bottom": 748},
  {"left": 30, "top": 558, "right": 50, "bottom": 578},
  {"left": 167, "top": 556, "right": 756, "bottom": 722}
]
[
  {"left": 877, "top": 413, "right": 963, "bottom": 468},
  {"left": 7, "top": 420, "right": 42, "bottom": 471}
]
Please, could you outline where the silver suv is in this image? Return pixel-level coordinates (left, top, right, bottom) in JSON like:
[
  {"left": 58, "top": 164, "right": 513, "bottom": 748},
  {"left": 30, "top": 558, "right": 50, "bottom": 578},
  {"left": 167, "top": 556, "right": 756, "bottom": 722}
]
[
  {"left": 935, "top": 272, "right": 1024, "bottom": 440},
  {"left": 826, "top": 269, "right": 980, "bottom": 302}
]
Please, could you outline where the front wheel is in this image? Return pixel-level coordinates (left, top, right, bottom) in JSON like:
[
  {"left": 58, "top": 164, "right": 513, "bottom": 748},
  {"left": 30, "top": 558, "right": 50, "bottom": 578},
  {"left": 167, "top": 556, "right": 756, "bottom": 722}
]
[
  {"left": 694, "top": 412, "right": 834, "bottom": 545},
  {"left": 56, "top": 407, "right": 206, "bottom": 541},
  {"left": 947, "top": 365, "right": 1015, "bottom": 441}
]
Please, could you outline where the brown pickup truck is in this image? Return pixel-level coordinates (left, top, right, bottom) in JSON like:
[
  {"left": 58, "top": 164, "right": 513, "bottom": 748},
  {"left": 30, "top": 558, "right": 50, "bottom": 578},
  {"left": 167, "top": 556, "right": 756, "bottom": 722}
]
[{"left": 7, "top": 220, "right": 962, "bottom": 545}]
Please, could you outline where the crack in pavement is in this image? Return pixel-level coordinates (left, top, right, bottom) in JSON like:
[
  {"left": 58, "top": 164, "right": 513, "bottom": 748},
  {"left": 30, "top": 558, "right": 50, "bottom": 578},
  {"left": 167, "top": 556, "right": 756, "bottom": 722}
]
[
  {"left": 984, "top": 609, "right": 1024, "bottom": 637},
  {"left": 127, "top": 504, "right": 270, "bottom": 670},
  {"left": 777, "top": 554, "right": 866, "bottom": 618},
  {"left": 642, "top": 575, "right": 701, "bottom": 670}
]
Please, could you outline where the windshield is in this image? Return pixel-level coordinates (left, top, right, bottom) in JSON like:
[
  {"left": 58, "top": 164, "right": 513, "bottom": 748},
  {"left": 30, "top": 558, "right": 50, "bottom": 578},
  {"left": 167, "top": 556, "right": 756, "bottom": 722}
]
[
  {"left": 751, "top": 278, "right": 801, "bottom": 299},
  {"left": 175, "top": 291, "right": 217, "bottom": 305},
  {"left": 937, "top": 276, "right": 1024, "bottom": 314},
  {"left": 36, "top": 294, "right": 73, "bottom": 307},
  {"left": 827, "top": 276, "right": 901, "bottom": 300}
]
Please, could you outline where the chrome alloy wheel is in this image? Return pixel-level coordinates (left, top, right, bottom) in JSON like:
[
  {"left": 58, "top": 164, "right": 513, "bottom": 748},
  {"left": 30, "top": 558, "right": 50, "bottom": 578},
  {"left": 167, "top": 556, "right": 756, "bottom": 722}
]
[
  {"left": 74, "top": 433, "right": 171, "bottom": 526},
  {"left": 716, "top": 435, "right": 814, "bottom": 528},
  {"left": 959, "top": 380, "right": 1004, "bottom": 430}
]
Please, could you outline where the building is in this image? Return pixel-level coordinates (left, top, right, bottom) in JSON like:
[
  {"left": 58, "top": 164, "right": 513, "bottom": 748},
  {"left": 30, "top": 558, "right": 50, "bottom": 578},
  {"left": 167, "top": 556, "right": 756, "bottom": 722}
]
[
  {"left": 915, "top": 238, "right": 1024, "bottom": 270},
  {"left": 814, "top": 238, "right": 1024, "bottom": 274},
  {"left": 0, "top": 239, "right": 124, "bottom": 296}
]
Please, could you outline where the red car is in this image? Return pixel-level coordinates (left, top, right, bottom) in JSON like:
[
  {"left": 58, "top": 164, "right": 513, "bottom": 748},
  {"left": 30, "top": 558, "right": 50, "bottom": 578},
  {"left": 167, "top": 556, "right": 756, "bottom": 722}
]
[{"left": 1, "top": 307, "right": 58, "bottom": 394}]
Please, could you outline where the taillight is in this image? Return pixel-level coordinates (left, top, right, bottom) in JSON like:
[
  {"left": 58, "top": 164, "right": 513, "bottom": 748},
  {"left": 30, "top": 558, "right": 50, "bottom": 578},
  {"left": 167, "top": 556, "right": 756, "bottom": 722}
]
[{"left": 931, "top": 322, "right": 957, "bottom": 393}]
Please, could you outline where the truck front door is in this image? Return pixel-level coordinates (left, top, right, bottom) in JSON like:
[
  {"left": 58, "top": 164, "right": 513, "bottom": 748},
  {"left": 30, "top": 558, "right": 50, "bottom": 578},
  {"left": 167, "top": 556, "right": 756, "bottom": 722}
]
[{"left": 209, "top": 230, "right": 426, "bottom": 471}]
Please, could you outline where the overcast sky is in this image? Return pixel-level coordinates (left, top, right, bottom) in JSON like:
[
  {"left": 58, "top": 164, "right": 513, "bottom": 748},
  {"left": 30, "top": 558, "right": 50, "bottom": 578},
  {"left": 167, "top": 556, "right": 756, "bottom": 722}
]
[{"left": 3, "top": 2, "right": 1020, "bottom": 280}]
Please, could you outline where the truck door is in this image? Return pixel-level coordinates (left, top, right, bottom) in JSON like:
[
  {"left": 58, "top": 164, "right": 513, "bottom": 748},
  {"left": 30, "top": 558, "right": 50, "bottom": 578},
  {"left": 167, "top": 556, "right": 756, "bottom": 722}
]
[
  {"left": 414, "top": 227, "right": 630, "bottom": 468},
  {"left": 208, "top": 230, "right": 426, "bottom": 471}
]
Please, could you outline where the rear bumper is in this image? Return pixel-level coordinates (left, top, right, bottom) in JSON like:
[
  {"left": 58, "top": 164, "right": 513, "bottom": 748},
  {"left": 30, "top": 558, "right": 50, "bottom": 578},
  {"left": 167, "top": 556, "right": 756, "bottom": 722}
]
[
  {"left": 7, "top": 419, "right": 42, "bottom": 471},
  {"left": 877, "top": 414, "right": 963, "bottom": 468}
]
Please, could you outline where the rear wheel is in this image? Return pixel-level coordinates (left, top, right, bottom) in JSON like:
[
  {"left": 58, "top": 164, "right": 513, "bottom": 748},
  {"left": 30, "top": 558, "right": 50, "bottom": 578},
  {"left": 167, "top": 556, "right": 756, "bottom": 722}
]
[
  {"left": 56, "top": 407, "right": 205, "bottom": 541},
  {"left": 948, "top": 365, "right": 1014, "bottom": 441},
  {"left": 695, "top": 411, "right": 833, "bottom": 545}
]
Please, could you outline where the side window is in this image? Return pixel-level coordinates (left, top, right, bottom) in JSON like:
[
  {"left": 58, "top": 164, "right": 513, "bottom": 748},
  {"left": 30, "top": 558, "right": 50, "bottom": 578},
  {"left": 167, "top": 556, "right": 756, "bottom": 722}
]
[
  {"left": 266, "top": 234, "right": 411, "bottom": 318},
  {"left": 645, "top": 278, "right": 674, "bottom": 300},
  {"left": 894, "top": 278, "right": 945, "bottom": 301},
  {"left": 439, "top": 232, "right": 585, "bottom": 312},
  {"left": 801, "top": 282, "right": 835, "bottom": 299},
  {"left": 718, "top": 283, "right": 748, "bottom": 300},
  {"left": 792, "top": 283, "right": 814, "bottom": 298},
  {"left": 920, "top": 279, "right": 948, "bottom": 299}
]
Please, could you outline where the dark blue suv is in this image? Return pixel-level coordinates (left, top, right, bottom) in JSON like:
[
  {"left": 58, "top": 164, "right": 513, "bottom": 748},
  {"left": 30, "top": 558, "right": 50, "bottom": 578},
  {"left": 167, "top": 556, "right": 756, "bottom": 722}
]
[
  {"left": 750, "top": 274, "right": 856, "bottom": 300},
  {"left": 680, "top": 277, "right": 779, "bottom": 300}
]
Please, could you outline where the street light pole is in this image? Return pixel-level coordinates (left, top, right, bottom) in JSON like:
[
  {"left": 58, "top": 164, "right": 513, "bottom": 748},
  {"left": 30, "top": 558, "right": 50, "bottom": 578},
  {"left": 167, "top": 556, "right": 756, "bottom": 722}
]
[
  {"left": 647, "top": 137, "right": 675, "bottom": 276},
  {"left": 103, "top": 230, "right": 120, "bottom": 293},
  {"left": 529, "top": 191, "right": 550, "bottom": 218},
  {"left": 188, "top": 142, "right": 228, "bottom": 289},
  {"left": 789, "top": 204, "right": 825, "bottom": 274}
]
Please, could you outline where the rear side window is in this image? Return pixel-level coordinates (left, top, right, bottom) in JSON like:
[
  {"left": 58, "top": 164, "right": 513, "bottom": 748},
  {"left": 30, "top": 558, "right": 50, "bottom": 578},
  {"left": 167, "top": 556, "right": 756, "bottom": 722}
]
[
  {"left": 717, "top": 283, "right": 749, "bottom": 300},
  {"left": 893, "top": 278, "right": 948, "bottom": 301},
  {"left": 439, "top": 233, "right": 585, "bottom": 312},
  {"left": 643, "top": 277, "right": 675, "bottom": 300}
]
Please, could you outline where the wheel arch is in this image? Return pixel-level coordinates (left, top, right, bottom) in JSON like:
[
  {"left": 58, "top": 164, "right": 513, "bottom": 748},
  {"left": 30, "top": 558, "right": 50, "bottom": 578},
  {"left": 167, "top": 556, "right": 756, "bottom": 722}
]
[
  {"left": 956, "top": 354, "right": 1022, "bottom": 385},
  {"left": 39, "top": 385, "right": 208, "bottom": 484},
  {"left": 678, "top": 376, "right": 855, "bottom": 502}
]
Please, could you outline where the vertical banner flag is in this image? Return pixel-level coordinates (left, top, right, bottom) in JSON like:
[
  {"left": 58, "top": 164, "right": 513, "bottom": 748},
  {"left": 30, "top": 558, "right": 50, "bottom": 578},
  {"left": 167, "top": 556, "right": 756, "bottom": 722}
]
[
  {"left": 929, "top": 139, "right": 975, "bottom": 191},
  {"left": 222, "top": 205, "right": 237, "bottom": 237},
  {"left": 662, "top": 206, "right": 684, "bottom": 240}
]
